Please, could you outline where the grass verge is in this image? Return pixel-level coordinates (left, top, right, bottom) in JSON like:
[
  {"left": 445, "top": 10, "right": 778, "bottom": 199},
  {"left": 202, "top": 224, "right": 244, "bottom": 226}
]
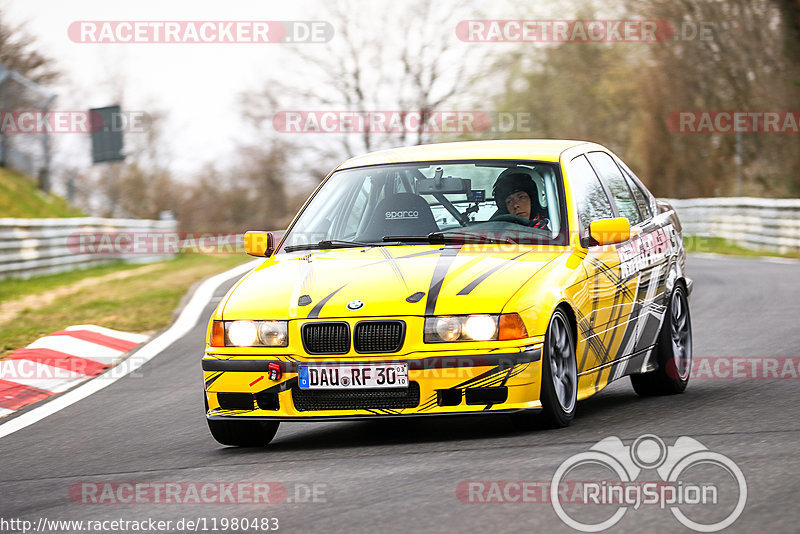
[
  {"left": 684, "top": 236, "right": 800, "bottom": 260},
  {"left": 0, "top": 167, "right": 85, "bottom": 218},
  {"left": 0, "top": 253, "right": 251, "bottom": 357}
]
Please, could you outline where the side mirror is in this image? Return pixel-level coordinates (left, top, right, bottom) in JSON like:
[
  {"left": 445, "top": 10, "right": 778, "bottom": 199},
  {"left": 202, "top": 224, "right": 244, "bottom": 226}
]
[
  {"left": 589, "top": 217, "right": 631, "bottom": 246},
  {"left": 244, "top": 231, "right": 275, "bottom": 257}
]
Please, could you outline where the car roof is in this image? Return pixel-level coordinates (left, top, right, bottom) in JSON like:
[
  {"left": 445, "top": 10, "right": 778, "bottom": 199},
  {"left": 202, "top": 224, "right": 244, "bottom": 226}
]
[{"left": 336, "top": 139, "right": 599, "bottom": 169}]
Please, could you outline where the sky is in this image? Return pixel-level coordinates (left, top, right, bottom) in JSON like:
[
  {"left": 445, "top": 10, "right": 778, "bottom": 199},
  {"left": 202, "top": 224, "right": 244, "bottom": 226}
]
[
  {"left": 2, "top": 0, "right": 348, "bottom": 175},
  {"left": 2, "top": 0, "right": 560, "bottom": 184}
]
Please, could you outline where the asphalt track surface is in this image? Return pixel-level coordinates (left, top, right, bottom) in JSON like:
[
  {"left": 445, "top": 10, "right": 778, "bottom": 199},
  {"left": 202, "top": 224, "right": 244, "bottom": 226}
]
[{"left": 1, "top": 254, "right": 799, "bottom": 534}]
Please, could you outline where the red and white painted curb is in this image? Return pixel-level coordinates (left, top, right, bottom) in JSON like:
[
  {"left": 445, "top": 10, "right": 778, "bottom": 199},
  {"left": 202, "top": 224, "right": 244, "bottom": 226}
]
[{"left": 0, "top": 325, "right": 148, "bottom": 417}]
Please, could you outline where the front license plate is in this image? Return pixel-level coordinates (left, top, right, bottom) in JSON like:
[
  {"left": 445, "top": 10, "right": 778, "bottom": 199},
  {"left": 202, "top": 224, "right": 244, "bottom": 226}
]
[{"left": 298, "top": 363, "right": 408, "bottom": 389}]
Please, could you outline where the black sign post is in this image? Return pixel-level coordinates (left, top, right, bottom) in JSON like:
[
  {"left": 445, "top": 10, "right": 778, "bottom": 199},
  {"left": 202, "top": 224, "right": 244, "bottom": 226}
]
[
  {"left": 89, "top": 105, "right": 125, "bottom": 216},
  {"left": 89, "top": 105, "right": 125, "bottom": 164}
]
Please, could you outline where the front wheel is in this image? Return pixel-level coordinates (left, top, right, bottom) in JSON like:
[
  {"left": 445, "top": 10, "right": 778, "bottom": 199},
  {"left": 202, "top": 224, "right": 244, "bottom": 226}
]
[
  {"left": 512, "top": 308, "right": 577, "bottom": 430},
  {"left": 207, "top": 419, "right": 280, "bottom": 447},
  {"left": 631, "top": 283, "right": 692, "bottom": 396}
]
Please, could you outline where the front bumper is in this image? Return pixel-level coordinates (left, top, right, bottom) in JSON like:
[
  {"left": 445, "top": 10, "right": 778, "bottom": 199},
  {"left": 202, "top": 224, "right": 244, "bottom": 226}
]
[{"left": 203, "top": 345, "right": 544, "bottom": 420}]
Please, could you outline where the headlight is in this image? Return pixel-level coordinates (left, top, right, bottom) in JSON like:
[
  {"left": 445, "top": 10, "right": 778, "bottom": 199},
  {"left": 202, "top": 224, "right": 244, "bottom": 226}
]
[
  {"left": 424, "top": 314, "right": 527, "bottom": 343},
  {"left": 210, "top": 320, "right": 289, "bottom": 347},
  {"left": 434, "top": 316, "right": 462, "bottom": 341},
  {"left": 463, "top": 315, "right": 497, "bottom": 340},
  {"left": 227, "top": 320, "right": 259, "bottom": 346},
  {"left": 258, "top": 321, "right": 288, "bottom": 346}
]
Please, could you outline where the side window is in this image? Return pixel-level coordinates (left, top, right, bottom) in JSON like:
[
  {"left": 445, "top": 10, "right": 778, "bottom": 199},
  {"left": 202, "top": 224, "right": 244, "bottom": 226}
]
[
  {"left": 568, "top": 155, "right": 615, "bottom": 237},
  {"left": 587, "top": 152, "right": 643, "bottom": 226},
  {"left": 618, "top": 165, "right": 653, "bottom": 219},
  {"left": 625, "top": 173, "right": 652, "bottom": 220}
]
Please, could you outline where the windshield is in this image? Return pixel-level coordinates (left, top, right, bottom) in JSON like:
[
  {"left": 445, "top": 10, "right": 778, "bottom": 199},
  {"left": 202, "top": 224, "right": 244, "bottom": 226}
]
[{"left": 279, "top": 161, "right": 568, "bottom": 251}]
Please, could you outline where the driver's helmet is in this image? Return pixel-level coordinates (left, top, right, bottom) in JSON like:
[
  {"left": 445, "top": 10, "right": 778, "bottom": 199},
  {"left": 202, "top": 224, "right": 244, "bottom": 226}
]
[{"left": 492, "top": 168, "right": 542, "bottom": 214}]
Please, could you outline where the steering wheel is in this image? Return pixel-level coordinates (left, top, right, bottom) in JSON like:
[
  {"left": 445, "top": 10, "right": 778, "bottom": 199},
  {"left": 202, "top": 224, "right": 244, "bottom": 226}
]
[{"left": 489, "top": 213, "right": 536, "bottom": 227}]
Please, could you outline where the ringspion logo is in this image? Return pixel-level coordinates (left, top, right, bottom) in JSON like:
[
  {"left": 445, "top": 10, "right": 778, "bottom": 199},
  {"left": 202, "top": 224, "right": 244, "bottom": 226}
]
[{"left": 551, "top": 434, "right": 746, "bottom": 532}]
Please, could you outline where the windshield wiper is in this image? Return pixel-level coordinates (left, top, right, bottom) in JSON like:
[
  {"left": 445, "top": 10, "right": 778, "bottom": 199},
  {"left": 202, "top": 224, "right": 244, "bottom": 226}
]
[
  {"left": 284, "top": 240, "right": 375, "bottom": 252},
  {"left": 383, "top": 232, "right": 509, "bottom": 245}
]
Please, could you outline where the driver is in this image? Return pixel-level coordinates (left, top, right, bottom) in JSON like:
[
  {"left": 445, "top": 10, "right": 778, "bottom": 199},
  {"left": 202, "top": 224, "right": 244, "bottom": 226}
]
[{"left": 492, "top": 170, "right": 549, "bottom": 229}]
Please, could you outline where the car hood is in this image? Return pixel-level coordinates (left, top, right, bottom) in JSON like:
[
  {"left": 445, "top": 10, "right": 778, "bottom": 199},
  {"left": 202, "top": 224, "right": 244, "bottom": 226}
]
[{"left": 221, "top": 245, "right": 564, "bottom": 320}]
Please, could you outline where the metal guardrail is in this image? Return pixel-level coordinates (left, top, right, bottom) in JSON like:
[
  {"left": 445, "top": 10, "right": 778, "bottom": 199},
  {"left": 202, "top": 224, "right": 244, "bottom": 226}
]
[
  {"left": 668, "top": 197, "right": 800, "bottom": 253},
  {"left": 0, "top": 217, "right": 178, "bottom": 280},
  {"left": 1, "top": 198, "right": 797, "bottom": 280}
]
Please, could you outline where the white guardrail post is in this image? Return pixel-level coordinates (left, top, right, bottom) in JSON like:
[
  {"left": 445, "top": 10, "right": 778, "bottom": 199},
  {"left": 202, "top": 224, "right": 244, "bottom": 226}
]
[
  {"left": 666, "top": 197, "right": 800, "bottom": 254},
  {"left": 0, "top": 217, "right": 179, "bottom": 280}
]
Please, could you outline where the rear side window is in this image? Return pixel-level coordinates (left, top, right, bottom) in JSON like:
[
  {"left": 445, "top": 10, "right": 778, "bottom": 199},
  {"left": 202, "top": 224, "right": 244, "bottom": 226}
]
[
  {"left": 618, "top": 165, "right": 653, "bottom": 220},
  {"left": 625, "top": 173, "right": 652, "bottom": 220},
  {"left": 568, "top": 155, "right": 615, "bottom": 236},
  {"left": 587, "top": 151, "right": 643, "bottom": 226}
]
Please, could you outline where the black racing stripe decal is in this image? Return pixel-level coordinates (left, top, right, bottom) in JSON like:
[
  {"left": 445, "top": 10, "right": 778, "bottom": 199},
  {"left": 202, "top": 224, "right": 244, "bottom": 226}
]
[
  {"left": 418, "top": 362, "right": 532, "bottom": 412},
  {"left": 457, "top": 251, "right": 530, "bottom": 295},
  {"left": 204, "top": 372, "right": 223, "bottom": 388},
  {"left": 425, "top": 246, "right": 462, "bottom": 315},
  {"left": 353, "top": 248, "right": 444, "bottom": 274},
  {"left": 608, "top": 259, "right": 668, "bottom": 380},
  {"left": 576, "top": 257, "right": 622, "bottom": 376},
  {"left": 418, "top": 365, "right": 506, "bottom": 411},
  {"left": 606, "top": 273, "right": 645, "bottom": 381},
  {"left": 256, "top": 377, "right": 298, "bottom": 394},
  {"left": 209, "top": 409, "right": 251, "bottom": 416},
  {"left": 482, "top": 366, "right": 515, "bottom": 411},
  {"left": 586, "top": 255, "right": 634, "bottom": 300},
  {"left": 379, "top": 247, "right": 408, "bottom": 289},
  {"left": 577, "top": 312, "right": 612, "bottom": 372},
  {"left": 307, "top": 285, "right": 347, "bottom": 319},
  {"left": 583, "top": 254, "right": 637, "bottom": 387}
]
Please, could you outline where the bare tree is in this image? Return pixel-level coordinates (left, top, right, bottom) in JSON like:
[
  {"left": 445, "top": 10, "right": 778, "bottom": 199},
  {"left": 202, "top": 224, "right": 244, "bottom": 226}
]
[
  {"left": 628, "top": 0, "right": 800, "bottom": 196},
  {"left": 244, "top": 0, "right": 484, "bottom": 168},
  {"left": 0, "top": 11, "right": 59, "bottom": 84}
]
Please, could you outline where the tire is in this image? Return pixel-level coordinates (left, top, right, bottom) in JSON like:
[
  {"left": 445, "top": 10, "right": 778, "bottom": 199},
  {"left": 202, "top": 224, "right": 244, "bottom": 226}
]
[
  {"left": 207, "top": 419, "right": 280, "bottom": 447},
  {"left": 511, "top": 308, "right": 577, "bottom": 430},
  {"left": 631, "top": 283, "right": 692, "bottom": 396}
]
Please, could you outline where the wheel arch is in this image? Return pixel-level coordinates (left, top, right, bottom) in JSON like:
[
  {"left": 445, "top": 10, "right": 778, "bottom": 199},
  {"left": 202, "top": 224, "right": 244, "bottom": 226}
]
[{"left": 554, "top": 301, "right": 578, "bottom": 348}]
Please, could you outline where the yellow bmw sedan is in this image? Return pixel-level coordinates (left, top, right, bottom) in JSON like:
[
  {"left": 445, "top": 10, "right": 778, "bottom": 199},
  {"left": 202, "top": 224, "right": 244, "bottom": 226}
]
[{"left": 202, "top": 140, "right": 693, "bottom": 446}]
